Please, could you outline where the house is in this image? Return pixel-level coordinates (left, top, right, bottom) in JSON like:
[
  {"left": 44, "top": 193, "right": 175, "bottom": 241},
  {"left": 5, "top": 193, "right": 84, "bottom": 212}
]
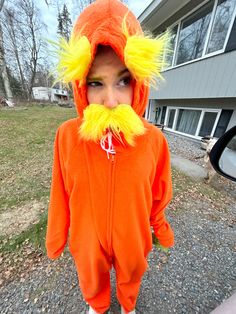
[
  {"left": 32, "top": 87, "right": 68, "bottom": 103},
  {"left": 140, "top": 0, "right": 236, "bottom": 140}
]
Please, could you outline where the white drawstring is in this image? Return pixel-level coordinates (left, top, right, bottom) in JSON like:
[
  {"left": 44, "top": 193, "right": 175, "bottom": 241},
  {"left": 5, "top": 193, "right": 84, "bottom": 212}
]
[{"left": 100, "top": 131, "right": 116, "bottom": 159}]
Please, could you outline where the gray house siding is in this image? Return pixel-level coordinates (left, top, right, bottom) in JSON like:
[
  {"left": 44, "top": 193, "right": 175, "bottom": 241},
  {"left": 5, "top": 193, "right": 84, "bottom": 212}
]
[
  {"left": 142, "top": 0, "right": 236, "bottom": 140},
  {"left": 150, "top": 50, "right": 236, "bottom": 100}
]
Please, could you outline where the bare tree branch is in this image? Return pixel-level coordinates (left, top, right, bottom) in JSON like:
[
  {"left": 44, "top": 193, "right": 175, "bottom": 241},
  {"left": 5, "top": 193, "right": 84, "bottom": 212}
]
[
  {"left": 2, "top": 0, "right": 48, "bottom": 99},
  {"left": 3, "top": 7, "right": 28, "bottom": 97}
]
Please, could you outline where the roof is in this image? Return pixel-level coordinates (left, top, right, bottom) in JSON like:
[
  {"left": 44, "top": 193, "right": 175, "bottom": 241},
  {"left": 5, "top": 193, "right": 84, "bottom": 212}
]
[{"left": 139, "top": 0, "right": 192, "bottom": 31}]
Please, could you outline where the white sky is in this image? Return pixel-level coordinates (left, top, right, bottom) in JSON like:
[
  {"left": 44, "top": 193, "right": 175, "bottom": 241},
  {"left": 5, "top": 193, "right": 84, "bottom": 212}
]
[
  {"left": 39, "top": 0, "right": 153, "bottom": 40},
  {"left": 128, "top": 0, "right": 153, "bottom": 17}
]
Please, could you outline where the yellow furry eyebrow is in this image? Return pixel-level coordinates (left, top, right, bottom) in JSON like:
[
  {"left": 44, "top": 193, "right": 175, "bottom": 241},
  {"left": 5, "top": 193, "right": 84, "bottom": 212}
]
[
  {"left": 122, "top": 15, "right": 171, "bottom": 87},
  {"left": 49, "top": 33, "right": 92, "bottom": 85}
]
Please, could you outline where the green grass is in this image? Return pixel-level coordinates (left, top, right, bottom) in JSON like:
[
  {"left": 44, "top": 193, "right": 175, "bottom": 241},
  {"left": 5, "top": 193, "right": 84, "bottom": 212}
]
[
  {"left": 0, "top": 104, "right": 77, "bottom": 212},
  {"left": 0, "top": 104, "right": 76, "bottom": 252}
]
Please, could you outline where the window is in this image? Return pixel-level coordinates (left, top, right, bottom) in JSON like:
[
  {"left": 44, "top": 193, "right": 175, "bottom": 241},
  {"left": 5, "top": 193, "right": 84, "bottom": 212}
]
[
  {"left": 154, "top": 107, "right": 162, "bottom": 124},
  {"left": 163, "top": 0, "right": 236, "bottom": 68},
  {"left": 165, "top": 107, "right": 221, "bottom": 138},
  {"left": 198, "top": 112, "right": 218, "bottom": 136},
  {"left": 167, "top": 109, "right": 176, "bottom": 128},
  {"left": 214, "top": 109, "right": 233, "bottom": 137},
  {"left": 207, "top": 0, "right": 236, "bottom": 53},
  {"left": 176, "top": 109, "right": 201, "bottom": 135},
  {"left": 164, "top": 25, "right": 178, "bottom": 68},
  {"left": 176, "top": 1, "right": 214, "bottom": 65},
  {"left": 160, "top": 106, "right": 166, "bottom": 124}
]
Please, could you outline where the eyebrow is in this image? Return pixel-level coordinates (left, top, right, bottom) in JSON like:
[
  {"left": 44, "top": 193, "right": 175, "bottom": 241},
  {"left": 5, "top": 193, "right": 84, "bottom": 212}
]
[
  {"left": 118, "top": 68, "right": 130, "bottom": 76},
  {"left": 87, "top": 68, "right": 130, "bottom": 81}
]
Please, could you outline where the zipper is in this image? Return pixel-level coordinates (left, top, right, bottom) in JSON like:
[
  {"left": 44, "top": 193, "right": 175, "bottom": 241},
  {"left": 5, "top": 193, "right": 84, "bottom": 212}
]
[{"left": 107, "top": 153, "right": 115, "bottom": 255}]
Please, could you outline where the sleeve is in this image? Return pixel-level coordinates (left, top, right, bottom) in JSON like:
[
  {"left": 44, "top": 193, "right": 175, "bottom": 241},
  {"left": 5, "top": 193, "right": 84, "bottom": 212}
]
[
  {"left": 150, "top": 133, "right": 174, "bottom": 248},
  {"left": 46, "top": 127, "right": 70, "bottom": 259}
]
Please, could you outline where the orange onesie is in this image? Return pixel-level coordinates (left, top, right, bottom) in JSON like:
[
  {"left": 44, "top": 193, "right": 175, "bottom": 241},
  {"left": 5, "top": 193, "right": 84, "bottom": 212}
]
[{"left": 46, "top": 1, "right": 174, "bottom": 313}]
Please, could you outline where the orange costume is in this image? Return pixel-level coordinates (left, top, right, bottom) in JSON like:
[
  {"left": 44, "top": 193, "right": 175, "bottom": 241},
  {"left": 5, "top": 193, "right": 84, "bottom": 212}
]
[{"left": 46, "top": 0, "right": 174, "bottom": 313}]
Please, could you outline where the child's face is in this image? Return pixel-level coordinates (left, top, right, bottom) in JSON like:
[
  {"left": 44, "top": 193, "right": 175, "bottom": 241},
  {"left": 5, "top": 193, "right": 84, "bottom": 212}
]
[{"left": 86, "top": 47, "right": 133, "bottom": 108}]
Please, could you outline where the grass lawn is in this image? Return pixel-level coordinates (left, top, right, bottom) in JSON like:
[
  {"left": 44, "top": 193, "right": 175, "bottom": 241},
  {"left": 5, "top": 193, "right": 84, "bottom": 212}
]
[{"left": 0, "top": 104, "right": 77, "bottom": 251}]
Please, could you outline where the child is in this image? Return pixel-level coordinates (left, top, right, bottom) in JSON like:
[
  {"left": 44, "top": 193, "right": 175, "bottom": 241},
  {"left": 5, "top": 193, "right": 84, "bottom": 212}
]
[{"left": 46, "top": 1, "right": 174, "bottom": 313}]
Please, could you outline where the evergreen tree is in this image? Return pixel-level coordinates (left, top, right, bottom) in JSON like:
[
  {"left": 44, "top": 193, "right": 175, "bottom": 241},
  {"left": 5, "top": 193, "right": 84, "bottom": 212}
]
[
  {"left": 57, "top": 4, "right": 72, "bottom": 41},
  {"left": 57, "top": 12, "right": 63, "bottom": 37}
]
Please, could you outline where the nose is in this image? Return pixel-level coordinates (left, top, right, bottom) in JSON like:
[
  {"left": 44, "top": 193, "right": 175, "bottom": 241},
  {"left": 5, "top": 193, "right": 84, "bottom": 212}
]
[{"left": 103, "top": 87, "right": 118, "bottom": 108}]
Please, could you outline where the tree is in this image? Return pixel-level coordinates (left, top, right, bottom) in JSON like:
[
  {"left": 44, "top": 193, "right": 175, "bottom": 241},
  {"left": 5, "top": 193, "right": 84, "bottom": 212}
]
[
  {"left": 0, "top": 66, "right": 24, "bottom": 98},
  {"left": 2, "top": 0, "right": 48, "bottom": 99},
  {"left": 8, "top": 68, "right": 25, "bottom": 98},
  {"left": 3, "top": 7, "right": 28, "bottom": 97},
  {"left": 57, "top": 4, "right": 72, "bottom": 41},
  {"left": 20, "top": 0, "right": 46, "bottom": 98},
  {"left": 0, "top": 0, "right": 13, "bottom": 99}
]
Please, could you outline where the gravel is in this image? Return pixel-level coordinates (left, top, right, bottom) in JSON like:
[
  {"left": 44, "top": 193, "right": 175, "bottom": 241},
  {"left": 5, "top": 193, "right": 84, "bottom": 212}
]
[
  {"left": 164, "top": 131, "right": 205, "bottom": 167},
  {"left": 1, "top": 131, "right": 236, "bottom": 314}
]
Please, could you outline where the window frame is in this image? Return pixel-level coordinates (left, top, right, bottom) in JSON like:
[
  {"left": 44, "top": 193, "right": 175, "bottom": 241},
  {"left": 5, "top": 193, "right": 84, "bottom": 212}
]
[
  {"left": 164, "top": 106, "right": 222, "bottom": 139},
  {"left": 163, "top": 0, "right": 236, "bottom": 71}
]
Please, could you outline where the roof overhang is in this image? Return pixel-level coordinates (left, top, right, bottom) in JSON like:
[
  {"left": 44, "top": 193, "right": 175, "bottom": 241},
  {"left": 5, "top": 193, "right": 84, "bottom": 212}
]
[{"left": 139, "top": 0, "right": 191, "bottom": 31}]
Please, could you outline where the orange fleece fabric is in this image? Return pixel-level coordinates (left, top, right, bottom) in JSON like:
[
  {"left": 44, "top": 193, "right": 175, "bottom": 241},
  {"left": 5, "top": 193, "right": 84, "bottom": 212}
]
[
  {"left": 46, "top": 117, "right": 174, "bottom": 312},
  {"left": 46, "top": 0, "right": 174, "bottom": 312},
  {"left": 46, "top": 118, "right": 174, "bottom": 259}
]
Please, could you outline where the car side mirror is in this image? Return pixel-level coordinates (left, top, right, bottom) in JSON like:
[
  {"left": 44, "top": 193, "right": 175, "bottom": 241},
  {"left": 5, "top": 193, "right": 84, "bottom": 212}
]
[{"left": 209, "top": 126, "right": 236, "bottom": 182}]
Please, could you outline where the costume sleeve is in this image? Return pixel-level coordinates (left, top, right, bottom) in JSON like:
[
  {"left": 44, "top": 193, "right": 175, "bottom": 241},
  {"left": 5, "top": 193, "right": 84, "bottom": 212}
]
[
  {"left": 150, "top": 134, "right": 174, "bottom": 248},
  {"left": 46, "top": 127, "right": 70, "bottom": 259}
]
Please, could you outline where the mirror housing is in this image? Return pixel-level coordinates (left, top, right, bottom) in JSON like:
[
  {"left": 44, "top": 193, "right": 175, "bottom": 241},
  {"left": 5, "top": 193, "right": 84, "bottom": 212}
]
[{"left": 209, "top": 125, "right": 236, "bottom": 182}]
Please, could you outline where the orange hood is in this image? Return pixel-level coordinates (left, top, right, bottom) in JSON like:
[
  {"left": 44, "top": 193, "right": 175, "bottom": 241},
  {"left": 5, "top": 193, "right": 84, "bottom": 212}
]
[
  {"left": 55, "top": 0, "right": 169, "bottom": 118},
  {"left": 72, "top": 0, "right": 148, "bottom": 117}
]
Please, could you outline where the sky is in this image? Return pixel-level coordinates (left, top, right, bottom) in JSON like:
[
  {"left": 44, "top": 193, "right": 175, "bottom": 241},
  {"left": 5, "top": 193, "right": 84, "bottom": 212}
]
[
  {"left": 39, "top": 0, "right": 153, "bottom": 41},
  {"left": 127, "top": 0, "right": 153, "bottom": 17}
]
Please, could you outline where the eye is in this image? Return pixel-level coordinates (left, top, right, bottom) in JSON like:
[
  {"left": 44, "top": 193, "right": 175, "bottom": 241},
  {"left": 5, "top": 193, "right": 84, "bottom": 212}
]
[
  {"left": 87, "top": 81, "right": 103, "bottom": 87},
  {"left": 119, "top": 76, "right": 132, "bottom": 87}
]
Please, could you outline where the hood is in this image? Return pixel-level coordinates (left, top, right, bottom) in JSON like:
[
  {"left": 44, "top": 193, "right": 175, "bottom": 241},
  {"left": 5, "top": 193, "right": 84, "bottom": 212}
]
[{"left": 55, "top": 0, "right": 169, "bottom": 118}]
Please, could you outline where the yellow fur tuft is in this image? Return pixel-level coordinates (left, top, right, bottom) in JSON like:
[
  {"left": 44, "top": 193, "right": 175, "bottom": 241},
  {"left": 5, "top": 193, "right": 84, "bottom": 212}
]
[
  {"left": 50, "top": 33, "right": 92, "bottom": 84},
  {"left": 123, "top": 18, "right": 171, "bottom": 87},
  {"left": 122, "top": 12, "right": 131, "bottom": 39},
  {"left": 79, "top": 104, "right": 146, "bottom": 146}
]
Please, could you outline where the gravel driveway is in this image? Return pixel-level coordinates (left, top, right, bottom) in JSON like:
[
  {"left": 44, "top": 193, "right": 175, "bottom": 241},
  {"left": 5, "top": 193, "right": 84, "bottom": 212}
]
[{"left": 1, "top": 131, "right": 235, "bottom": 314}]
